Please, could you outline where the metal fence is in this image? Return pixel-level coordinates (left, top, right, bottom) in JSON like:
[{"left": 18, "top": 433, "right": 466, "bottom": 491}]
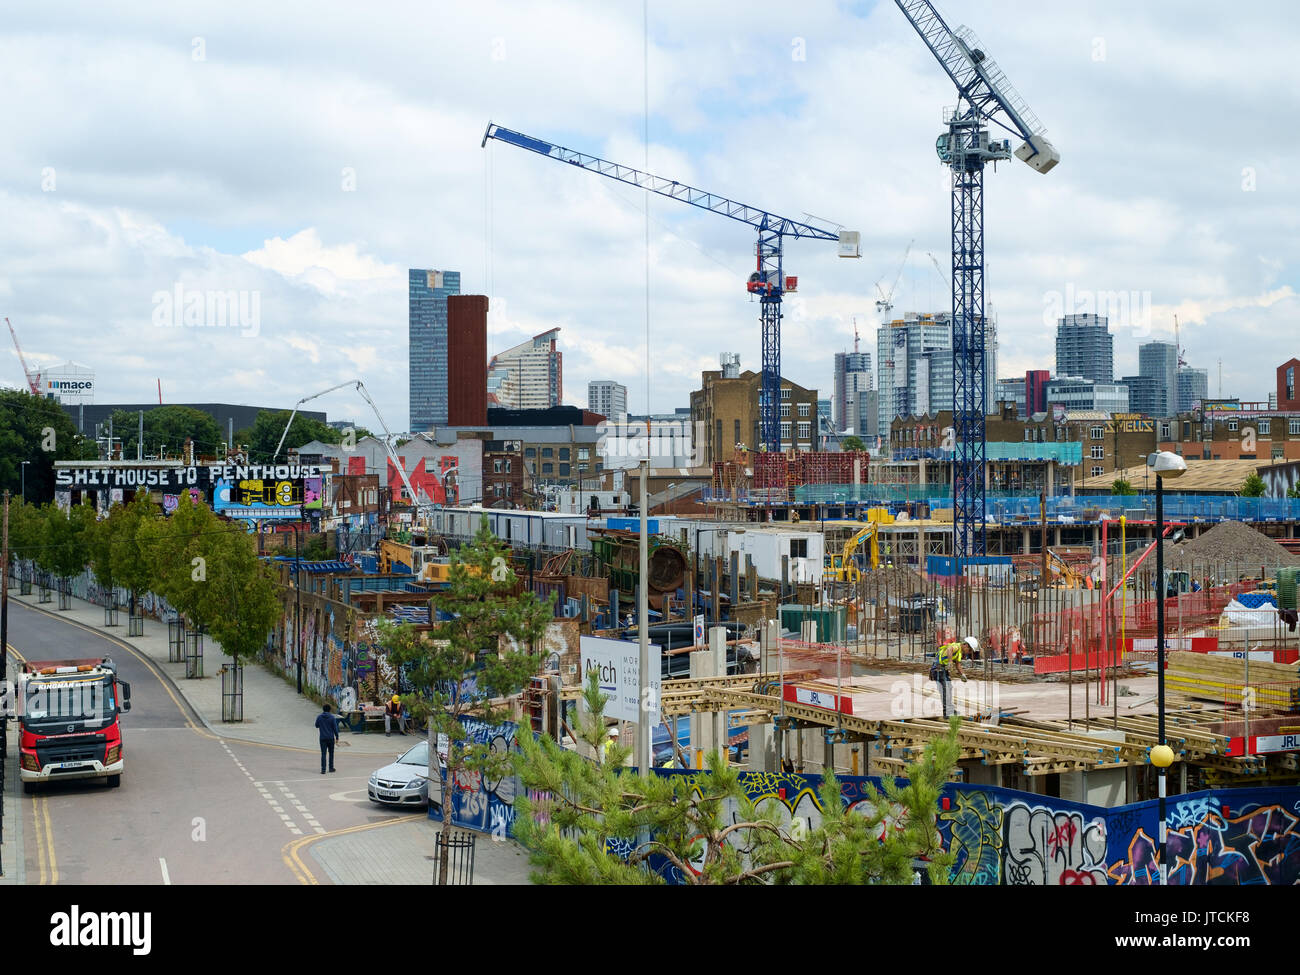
[
  {"left": 221, "top": 663, "right": 244, "bottom": 722},
  {"left": 433, "top": 829, "right": 476, "bottom": 885}
]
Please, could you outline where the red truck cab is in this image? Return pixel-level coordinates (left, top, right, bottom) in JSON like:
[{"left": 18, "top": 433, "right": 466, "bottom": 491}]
[{"left": 17, "top": 658, "right": 132, "bottom": 793}]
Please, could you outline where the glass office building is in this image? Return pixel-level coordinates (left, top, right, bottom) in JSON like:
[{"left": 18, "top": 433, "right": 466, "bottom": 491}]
[{"left": 409, "top": 268, "right": 461, "bottom": 431}]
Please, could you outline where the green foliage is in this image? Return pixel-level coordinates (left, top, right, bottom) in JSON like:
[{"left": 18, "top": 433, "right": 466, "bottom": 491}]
[
  {"left": 1241, "top": 473, "right": 1266, "bottom": 498},
  {"left": 841, "top": 435, "right": 866, "bottom": 453},
  {"left": 1288, "top": 484, "right": 1300, "bottom": 500},
  {"left": 7, "top": 498, "right": 44, "bottom": 564},
  {"left": 138, "top": 492, "right": 223, "bottom": 625},
  {"left": 0, "top": 390, "right": 96, "bottom": 502},
  {"left": 200, "top": 527, "right": 280, "bottom": 664},
  {"left": 109, "top": 405, "right": 223, "bottom": 461},
  {"left": 514, "top": 675, "right": 962, "bottom": 885},
  {"left": 109, "top": 493, "right": 158, "bottom": 602},
  {"left": 376, "top": 516, "right": 552, "bottom": 842},
  {"left": 1111, "top": 478, "right": 1136, "bottom": 496},
  {"left": 42, "top": 501, "right": 97, "bottom": 580}
]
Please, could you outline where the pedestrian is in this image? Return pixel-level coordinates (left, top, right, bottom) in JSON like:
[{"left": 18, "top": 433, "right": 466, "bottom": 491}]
[
  {"left": 385, "top": 694, "right": 406, "bottom": 736},
  {"left": 316, "top": 703, "right": 340, "bottom": 774},
  {"left": 930, "top": 637, "right": 971, "bottom": 718}
]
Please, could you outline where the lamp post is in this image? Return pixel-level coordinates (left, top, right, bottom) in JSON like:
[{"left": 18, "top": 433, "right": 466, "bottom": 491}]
[{"left": 1147, "top": 449, "right": 1186, "bottom": 884}]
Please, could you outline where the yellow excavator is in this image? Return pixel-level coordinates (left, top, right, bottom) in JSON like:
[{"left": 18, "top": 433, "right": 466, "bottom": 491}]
[
  {"left": 1045, "top": 549, "right": 1091, "bottom": 589},
  {"left": 827, "top": 523, "right": 881, "bottom": 583}
]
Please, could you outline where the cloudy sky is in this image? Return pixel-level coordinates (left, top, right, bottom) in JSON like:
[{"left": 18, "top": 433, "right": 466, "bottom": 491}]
[{"left": 2, "top": 0, "right": 1296, "bottom": 431}]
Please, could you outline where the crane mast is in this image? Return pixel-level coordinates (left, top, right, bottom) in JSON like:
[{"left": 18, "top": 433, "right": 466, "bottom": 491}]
[
  {"left": 482, "top": 122, "right": 860, "bottom": 453},
  {"left": 894, "top": 1, "right": 1059, "bottom": 560}
]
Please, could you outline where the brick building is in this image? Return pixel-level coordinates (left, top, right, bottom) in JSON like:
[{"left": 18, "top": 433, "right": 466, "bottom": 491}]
[{"left": 690, "top": 367, "right": 818, "bottom": 465}]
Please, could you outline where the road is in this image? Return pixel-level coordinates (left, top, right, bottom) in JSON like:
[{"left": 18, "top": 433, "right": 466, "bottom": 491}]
[{"left": 9, "top": 600, "right": 412, "bottom": 884}]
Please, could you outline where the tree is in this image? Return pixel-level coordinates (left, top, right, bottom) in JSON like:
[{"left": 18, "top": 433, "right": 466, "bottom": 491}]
[
  {"left": 841, "top": 435, "right": 867, "bottom": 453},
  {"left": 8, "top": 498, "right": 45, "bottom": 572},
  {"left": 514, "top": 671, "right": 962, "bottom": 885},
  {"left": 376, "top": 515, "right": 553, "bottom": 883},
  {"left": 1241, "top": 473, "right": 1266, "bottom": 498},
  {"left": 110, "top": 493, "right": 159, "bottom": 619},
  {"left": 109, "top": 405, "right": 223, "bottom": 461},
  {"left": 1288, "top": 484, "right": 1300, "bottom": 500},
  {"left": 139, "top": 492, "right": 223, "bottom": 626},
  {"left": 199, "top": 526, "right": 280, "bottom": 667},
  {"left": 43, "top": 501, "right": 97, "bottom": 593},
  {"left": 1111, "top": 478, "right": 1136, "bottom": 496},
  {"left": 0, "top": 390, "right": 96, "bottom": 503}
]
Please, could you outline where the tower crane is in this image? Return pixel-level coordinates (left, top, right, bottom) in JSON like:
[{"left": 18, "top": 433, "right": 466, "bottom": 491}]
[
  {"left": 874, "top": 238, "right": 915, "bottom": 316},
  {"left": 6, "top": 317, "right": 41, "bottom": 395},
  {"left": 482, "top": 123, "right": 861, "bottom": 453},
  {"left": 894, "top": 1, "right": 1059, "bottom": 559}
]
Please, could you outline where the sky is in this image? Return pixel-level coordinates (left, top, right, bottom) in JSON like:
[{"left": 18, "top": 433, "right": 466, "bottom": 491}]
[{"left": 1, "top": 0, "right": 1297, "bottom": 432}]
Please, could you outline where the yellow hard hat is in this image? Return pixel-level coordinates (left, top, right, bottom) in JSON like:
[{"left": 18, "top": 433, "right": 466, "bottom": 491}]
[{"left": 391, "top": 695, "right": 400, "bottom": 703}]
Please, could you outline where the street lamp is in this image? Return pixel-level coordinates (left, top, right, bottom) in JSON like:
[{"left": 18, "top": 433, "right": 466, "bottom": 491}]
[
  {"left": 21, "top": 460, "right": 30, "bottom": 501},
  {"left": 1147, "top": 449, "right": 1186, "bottom": 884}
]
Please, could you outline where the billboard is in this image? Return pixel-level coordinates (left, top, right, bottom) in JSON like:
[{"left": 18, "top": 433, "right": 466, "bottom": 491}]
[
  {"left": 579, "top": 636, "right": 661, "bottom": 726},
  {"left": 214, "top": 476, "right": 323, "bottom": 520},
  {"left": 44, "top": 363, "right": 95, "bottom": 405}
]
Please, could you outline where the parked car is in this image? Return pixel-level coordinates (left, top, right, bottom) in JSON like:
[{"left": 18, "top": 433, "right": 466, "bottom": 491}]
[{"left": 368, "top": 740, "right": 444, "bottom": 808}]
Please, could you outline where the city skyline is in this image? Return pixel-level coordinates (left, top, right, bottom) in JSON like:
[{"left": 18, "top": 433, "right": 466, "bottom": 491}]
[{"left": 1, "top": 1, "right": 1295, "bottom": 430}]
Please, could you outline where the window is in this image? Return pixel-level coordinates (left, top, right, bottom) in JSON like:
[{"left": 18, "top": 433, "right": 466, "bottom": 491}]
[
  {"left": 1291, "top": 419, "right": 1300, "bottom": 436},
  {"left": 1090, "top": 445, "right": 1104, "bottom": 459},
  {"left": 1024, "top": 429, "right": 1033, "bottom": 442},
  {"left": 1090, "top": 426, "right": 1104, "bottom": 440},
  {"left": 798, "top": 403, "right": 810, "bottom": 417},
  {"left": 542, "top": 463, "right": 553, "bottom": 474},
  {"left": 781, "top": 421, "right": 792, "bottom": 440},
  {"left": 1091, "top": 466, "right": 1104, "bottom": 477},
  {"left": 1159, "top": 422, "right": 1171, "bottom": 440},
  {"left": 1289, "top": 366, "right": 1295, "bottom": 401},
  {"left": 541, "top": 447, "right": 554, "bottom": 458},
  {"left": 578, "top": 448, "right": 589, "bottom": 460},
  {"left": 559, "top": 464, "right": 570, "bottom": 477},
  {"left": 789, "top": 539, "right": 808, "bottom": 558},
  {"left": 1273, "top": 446, "right": 1285, "bottom": 459},
  {"left": 493, "top": 459, "right": 502, "bottom": 473},
  {"left": 505, "top": 459, "right": 511, "bottom": 473},
  {"left": 1183, "top": 421, "right": 1191, "bottom": 440},
  {"left": 1228, "top": 418, "right": 1238, "bottom": 431},
  {"left": 780, "top": 387, "right": 791, "bottom": 400},
  {"left": 798, "top": 421, "right": 811, "bottom": 439},
  {"left": 733, "top": 419, "right": 740, "bottom": 446},
  {"left": 525, "top": 447, "right": 536, "bottom": 458},
  {"left": 780, "top": 403, "right": 791, "bottom": 418},
  {"left": 1260, "top": 419, "right": 1270, "bottom": 435}
]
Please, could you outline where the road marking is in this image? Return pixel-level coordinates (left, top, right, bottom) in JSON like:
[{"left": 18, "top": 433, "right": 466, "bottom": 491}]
[
  {"left": 39, "top": 793, "right": 59, "bottom": 885},
  {"left": 33, "top": 793, "right": 48, "bottom": 885},
  {"left": 282, "top": 813, "right": 423, "bottom": 885},
  {"left": 159, "top": 858, "right": 171, "bottom": 885},
  {"left": 328, "top": 789, "right": 370, "bottom": 804}
]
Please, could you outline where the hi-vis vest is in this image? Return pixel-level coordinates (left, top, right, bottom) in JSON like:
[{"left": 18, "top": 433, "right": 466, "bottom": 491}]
[{"left": 937, "top": 642, "right": 963, "bottom": 672}]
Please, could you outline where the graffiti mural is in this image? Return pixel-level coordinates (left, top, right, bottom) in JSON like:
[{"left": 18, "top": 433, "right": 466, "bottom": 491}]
[
  {"left": 442, "top": 719, "right": 520, "bottom": 838},
  {"left": 1108, "top": 800, "right": 1300, "bottom": 886},
  {"left": 941, "top": 791, "right": 1003, "bottom": 885},
  {"left": 1002, "top": 803, "right": 1107, "bottom": 885}
]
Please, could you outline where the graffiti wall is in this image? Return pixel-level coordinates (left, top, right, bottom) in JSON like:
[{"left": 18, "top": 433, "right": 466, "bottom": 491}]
[
  {"left": 458, "top": 738, "right": 1300, "bottom": 885},
  {"left": 432, "top": 718, "right": 521, "bottom": 841}
]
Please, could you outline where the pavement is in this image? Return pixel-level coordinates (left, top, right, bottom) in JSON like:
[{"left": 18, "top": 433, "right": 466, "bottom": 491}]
[{"left": 2, "top": 585, "right": 533, "bottom": 886}]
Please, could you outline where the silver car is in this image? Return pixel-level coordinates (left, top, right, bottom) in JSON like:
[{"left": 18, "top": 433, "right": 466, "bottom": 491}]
[{"left": 368, "top": 740, "right": 441, "bottom": 808}]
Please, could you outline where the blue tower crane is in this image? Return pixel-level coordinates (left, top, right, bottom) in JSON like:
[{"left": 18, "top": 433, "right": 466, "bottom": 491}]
[
  {"left": 894, "top": 1, "right": 1059, "bottom": 560},
  {"left": 482, "top": 123, "right": 860, "bottom": 454}
]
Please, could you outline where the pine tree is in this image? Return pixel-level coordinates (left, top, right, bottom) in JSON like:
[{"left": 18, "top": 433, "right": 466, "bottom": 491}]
[
  {"left": 376, "top": 515, "right": 553, "bottom": 883},
  {"left": 514, "top": 670, "right": 962, "bottom": 884}
]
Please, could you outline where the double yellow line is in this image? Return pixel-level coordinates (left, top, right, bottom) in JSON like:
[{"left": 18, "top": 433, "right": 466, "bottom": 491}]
[{"left": 7, "top": 643, "right": 58, "bottom": 884}]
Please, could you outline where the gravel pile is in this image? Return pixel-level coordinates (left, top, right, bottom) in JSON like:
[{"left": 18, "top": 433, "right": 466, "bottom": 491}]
[{"left": 1165, "top": 520, "right": 1300, "bottom": 569}]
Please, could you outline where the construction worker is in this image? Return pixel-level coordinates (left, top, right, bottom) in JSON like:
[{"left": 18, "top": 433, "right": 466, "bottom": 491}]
[{"left": 932, "top": 637, "right": 972, "bottom": 718}]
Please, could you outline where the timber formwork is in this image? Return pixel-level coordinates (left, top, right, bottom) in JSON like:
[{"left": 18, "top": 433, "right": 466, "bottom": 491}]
[{"left": 605, "top": 674, "right": 1277, "bottom": 779}]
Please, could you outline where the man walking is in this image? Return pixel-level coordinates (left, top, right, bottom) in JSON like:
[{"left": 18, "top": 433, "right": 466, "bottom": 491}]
[
  {"left": 315, "top": 703, "right": 340, "bottom": 774},
  {"left": 932, "top": 636, "right": 973, "bottom": 718}
]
